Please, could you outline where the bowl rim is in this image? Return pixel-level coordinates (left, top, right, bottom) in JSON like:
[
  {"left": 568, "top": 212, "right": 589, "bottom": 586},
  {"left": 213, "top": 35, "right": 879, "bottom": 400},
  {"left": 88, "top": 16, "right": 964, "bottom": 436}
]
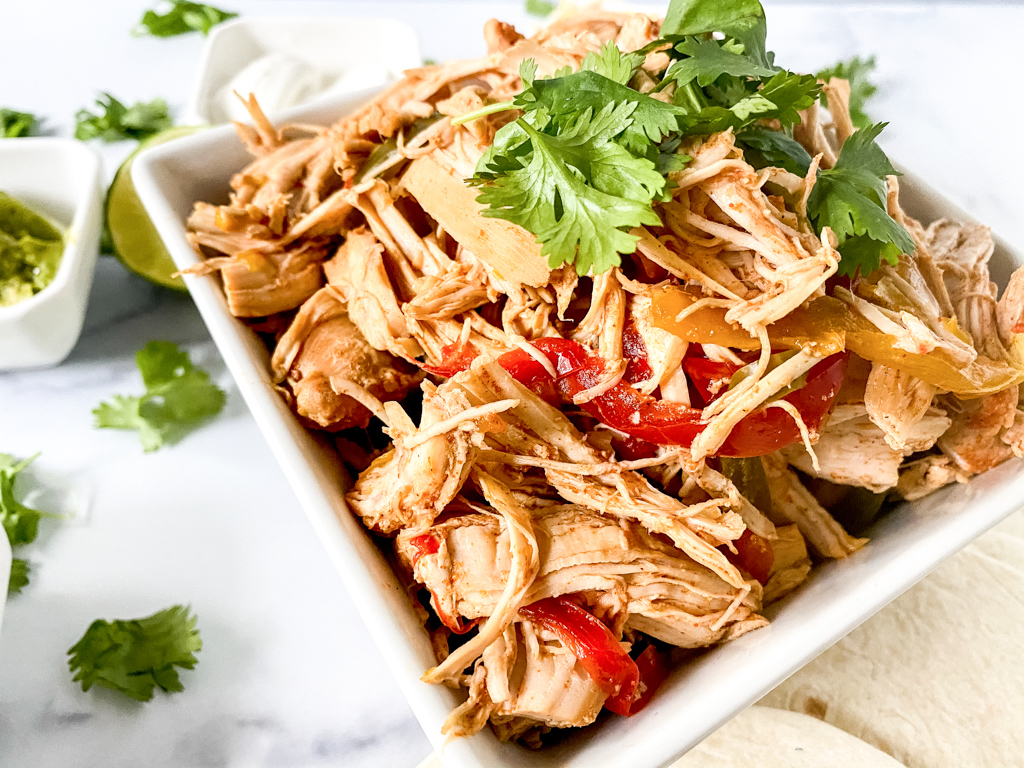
[{"left": 0, "top": 137, "right": 102, "bottom": 319}]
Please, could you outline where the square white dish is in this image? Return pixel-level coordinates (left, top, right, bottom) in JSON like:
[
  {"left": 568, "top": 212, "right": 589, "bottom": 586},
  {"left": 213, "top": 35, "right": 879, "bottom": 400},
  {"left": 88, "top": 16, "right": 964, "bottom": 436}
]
[
  {"left": 0, "top": 138, "right": 104, "bottom": 371},
  {"left": 187, "top": 16, "right": 422, "bottom": 125},
  {"left": 132, "top": 91, "right": 1024, "bottom": 768}
]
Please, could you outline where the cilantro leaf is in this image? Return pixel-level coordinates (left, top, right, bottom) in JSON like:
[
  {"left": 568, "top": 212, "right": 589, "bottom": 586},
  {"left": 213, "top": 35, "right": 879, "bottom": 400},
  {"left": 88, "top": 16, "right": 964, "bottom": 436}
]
[
  {"left": 94, "top": 341, "right": 226, "bottom": 452},
  {"left": 521, "top": 67, "right": 689, "bottom": 153},
  {"left": 662, "top": 0, "right": 773, "bottom": 69},
  {"left": 0, "top": 109, "right": 39, "bottom": 138},
  {"left": 524, "top": 0, "right": 555, "bottom": 17},
  {"left": 67, "top": 605, "right": 202, "bottom": 702},
  {"left": 666, "top": 37, "right": 776, "bottom": 88},
  {"left": 134, "top": 0, "right": 237, "bottom": 37},
  {"left": 736, "top": 125, "right": 812, "bottom": 176},
  {"left": 807, "top": 123, "right": 915, "bottom": 277},
  {"left": 8, "top": 558, "right": 29, "bottom": 596},
  {"left": 476, "top": 103, "right": 664, "bottom": 275},
  {"left": 0, "top": 453, "right": 50, "bottom": 548},
  {"left": 816, "top": 55, "right": 878, "bottom": 128},
  {"left": 74, "top": 93, "right": 172, "bottom": 143},
  {"left": 580, "top": 41, "right": 642, "bottom": 86},
  {"left": 679, "top": 70, "right": 819, "bottom": 134}
]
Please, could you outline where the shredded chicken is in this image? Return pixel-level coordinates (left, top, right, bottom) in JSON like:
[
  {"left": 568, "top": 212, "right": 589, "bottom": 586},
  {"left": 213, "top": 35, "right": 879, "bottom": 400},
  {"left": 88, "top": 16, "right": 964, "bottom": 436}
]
[{"left": 184, "top": 8, "right": 1024, "bottom": 746}]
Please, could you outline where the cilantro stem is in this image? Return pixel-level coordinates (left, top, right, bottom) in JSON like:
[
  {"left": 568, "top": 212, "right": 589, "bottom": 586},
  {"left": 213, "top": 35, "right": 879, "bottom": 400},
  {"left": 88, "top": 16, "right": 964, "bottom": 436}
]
[{"left": 451, "top": 100, "right": 516, "bottom": 126}]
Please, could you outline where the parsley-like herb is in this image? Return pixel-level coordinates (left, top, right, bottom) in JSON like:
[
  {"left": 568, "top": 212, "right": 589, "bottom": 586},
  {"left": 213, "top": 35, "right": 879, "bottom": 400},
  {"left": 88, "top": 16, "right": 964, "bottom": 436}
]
[
  {"left": 0, "top": 453, "right": 52, "bottom": 549},
  {"left": 477, "top": 101, "right": 666, "bottom": 275},
  {"left": 525, "top": 0, "right": 556, "bottom": 17},
  {"left": 817, "top": 55, "right": 877, "bottom": 129},
  {"left": 807, "top": 123, "right": 915, "bottom": 277},
  {"left": 134, "top": 0, "right": 237, "bottom": 37},
  {"left": 1, "top": 452, "right": 59, "bottom": 594},
  {"left": 68, "top": 605, "right": 202, "bottom": 702},
  {"left": 94, "top": 341, "right": 226, "bottom": 452},
  {"left": 0, "top": 109, "right": 39, "bottom": 138},
  {"left": 74, "top": 93, "right": 173, "bottom": 143},
  {"left": 8, "top": 558, "right": 29, "bottom": 596}
]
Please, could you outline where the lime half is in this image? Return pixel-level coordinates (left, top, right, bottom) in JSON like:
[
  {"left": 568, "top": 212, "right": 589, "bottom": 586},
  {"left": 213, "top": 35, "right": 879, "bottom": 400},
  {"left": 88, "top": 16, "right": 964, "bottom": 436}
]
[{"left": 105, "top": 125, "right": 203, "bottom": 291}]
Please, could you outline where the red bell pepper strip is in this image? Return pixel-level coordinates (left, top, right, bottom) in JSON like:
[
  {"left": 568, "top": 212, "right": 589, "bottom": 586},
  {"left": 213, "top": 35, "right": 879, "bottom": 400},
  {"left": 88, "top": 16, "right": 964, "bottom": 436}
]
[
  {"left": 519, "top": 596, "right": 640, "bottom": 714},
  {"left": 424, "top": 337, "right": 846, "bottom": 458},
  {"left": 627, "top": 643, "right": 671, "bottom": 716},
  {"left": 722, "top": 529, "right": 774, "bottom": 585}
]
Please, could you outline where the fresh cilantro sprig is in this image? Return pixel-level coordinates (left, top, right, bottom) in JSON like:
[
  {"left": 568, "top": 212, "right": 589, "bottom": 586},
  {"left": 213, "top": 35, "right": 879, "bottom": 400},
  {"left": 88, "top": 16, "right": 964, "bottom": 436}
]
[
  {"left": 467, "top": 0, "right": 823, "bottom": 274},
  {"left": 470, "top": 51, "right": 684, "bottom": 274},
  {"left": 134, "top": 0, "right": 237, "bottom": 37},
  {"left": 817, "top": 55, "right": 877, "bottom": 128},
  {"left": 94, "top": 341, "right": 226, "bottom": 452},
  {"left": 0, "top": 109, "right": 39, "bottom": 138},
  {"left": 1, "top": 452, "right": 59, "bottom": 595},
  {"left": 807, "top": 123, "right": 915, "bottom": 277},
  {"left": 74, "top": 93, "right": 172, "bottom": 142},
  {"left": 68, "top": 605, "right": 202, "bottom": 702}
]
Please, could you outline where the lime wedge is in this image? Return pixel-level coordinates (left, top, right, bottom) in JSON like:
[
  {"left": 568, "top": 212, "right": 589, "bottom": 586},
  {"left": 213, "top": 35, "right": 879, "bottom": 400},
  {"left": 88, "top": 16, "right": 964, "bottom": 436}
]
[{"left": 105, "top": 125, "right": 203, "bottom": 291}]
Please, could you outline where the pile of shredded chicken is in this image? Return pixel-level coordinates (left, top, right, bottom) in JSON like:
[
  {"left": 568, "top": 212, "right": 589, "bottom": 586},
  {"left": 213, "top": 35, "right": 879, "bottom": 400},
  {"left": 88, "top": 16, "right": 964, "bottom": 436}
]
[{"left": 185, "top": 10, "right": 1024, "bottom": 744}]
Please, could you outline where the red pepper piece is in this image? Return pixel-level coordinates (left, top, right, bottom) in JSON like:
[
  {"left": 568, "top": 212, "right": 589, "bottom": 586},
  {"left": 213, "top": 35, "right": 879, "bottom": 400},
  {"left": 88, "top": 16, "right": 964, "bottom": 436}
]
[{"left": 519, "top": 596, "right": 640, "bottom": 713}]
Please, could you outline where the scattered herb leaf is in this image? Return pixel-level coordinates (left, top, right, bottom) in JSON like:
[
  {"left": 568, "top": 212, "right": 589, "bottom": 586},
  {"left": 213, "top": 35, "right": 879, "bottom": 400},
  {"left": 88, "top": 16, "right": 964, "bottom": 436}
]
[
  {"left": 0, "top": 109, "right": 39, "bottom": 138},
  {"left": 68, "top": 605, "right": 202, "bottom": 702},
  {"left": 8, "top": 558, "right": 29, "bottom": 596},
  {"left": 807, "top": 123, "right": 915, "bottom": 277},
  {"left": 93, "top": 341, "right": 226, "bottom": 452},
  {"left": 0, "top": 453, "right": 52, "bottom": 549},
  {"left": 817, "top": 55, "right": 877, "bottom": 128},
  {"left": 74, "top": 94, "right": 173, "bottom": 143},
  {"left": 134, "top": 0, "right": 237, "bottom": 37}
]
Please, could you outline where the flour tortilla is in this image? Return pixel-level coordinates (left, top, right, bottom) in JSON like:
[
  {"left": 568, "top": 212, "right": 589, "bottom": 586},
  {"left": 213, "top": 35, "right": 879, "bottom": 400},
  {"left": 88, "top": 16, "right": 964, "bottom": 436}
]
[
  {"left": 761, "top": 509, "right": 1024, "bottom": 767},
  {"left": 671, "top": 705, "right": 904, "bottom": 767},
  {"left": 416, "top": 705, "right": 902, "bottom": 768}
]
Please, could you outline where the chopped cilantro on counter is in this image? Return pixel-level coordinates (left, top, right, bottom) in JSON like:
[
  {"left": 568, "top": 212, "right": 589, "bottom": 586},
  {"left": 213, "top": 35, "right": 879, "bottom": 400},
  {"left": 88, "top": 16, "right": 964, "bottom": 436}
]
[
  {"left": 134, "top": 0, "right": 237, "bottom": 37},
  {"left": 68, "top": 605, "right": 202, "bottom": 702},
  {"left": 807, "top": 123, "right": 915, "bottom": 277},
  {"left": 0, "top": 109, "right": 39, "bottom": 138},
  {"left": 8, "top": 558, "right": 29, "bottom": 596},
  {"left": 1, "top": 452, "right": 59, "bottom": 594},
  {"left": 93, "top": 341, "right": 226, "bottom": 452},
  {"left": 817, "top": 55, "right": 877, "bottom": 128},
  {"left": 74, "top": 93, "right": 173, "bottom": 143}
]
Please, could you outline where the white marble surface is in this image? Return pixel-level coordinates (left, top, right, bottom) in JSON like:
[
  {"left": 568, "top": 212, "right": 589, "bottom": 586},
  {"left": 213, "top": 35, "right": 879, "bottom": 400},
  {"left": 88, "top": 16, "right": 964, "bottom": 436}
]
[{"left": 1, "top": 2, "right": 1022, "bottom": 767}]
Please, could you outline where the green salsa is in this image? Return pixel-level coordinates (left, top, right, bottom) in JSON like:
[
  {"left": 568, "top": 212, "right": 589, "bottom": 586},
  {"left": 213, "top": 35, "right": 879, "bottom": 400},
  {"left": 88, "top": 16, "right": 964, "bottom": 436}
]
[{"left": 0, "top": 191, "right": 65, "bottom": 307}]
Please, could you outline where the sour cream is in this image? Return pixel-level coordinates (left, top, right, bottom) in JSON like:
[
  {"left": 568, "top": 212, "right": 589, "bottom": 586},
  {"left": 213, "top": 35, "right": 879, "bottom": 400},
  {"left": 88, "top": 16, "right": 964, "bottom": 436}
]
[{"left": 216, "top": 53, "right": 328, "bottom": 123}]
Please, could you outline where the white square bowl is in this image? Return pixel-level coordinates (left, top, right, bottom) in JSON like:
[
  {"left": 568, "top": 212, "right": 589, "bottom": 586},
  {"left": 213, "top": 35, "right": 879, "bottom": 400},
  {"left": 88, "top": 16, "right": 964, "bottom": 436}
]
[
  {"left": 187, "top": 16, "right": 422, "bottom": 125},
  {"left": 132, "top": 92, "right": 1024, "bottom": 768},
  {"left": 0, "top": 138, "right": 104, "bottom": 370}
]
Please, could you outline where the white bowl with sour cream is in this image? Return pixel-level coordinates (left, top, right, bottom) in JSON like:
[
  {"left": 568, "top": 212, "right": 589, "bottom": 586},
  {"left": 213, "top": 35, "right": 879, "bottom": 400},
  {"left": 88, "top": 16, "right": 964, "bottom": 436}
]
[{"left": 187, "top": 16, "right": 423, "bottom": 125}]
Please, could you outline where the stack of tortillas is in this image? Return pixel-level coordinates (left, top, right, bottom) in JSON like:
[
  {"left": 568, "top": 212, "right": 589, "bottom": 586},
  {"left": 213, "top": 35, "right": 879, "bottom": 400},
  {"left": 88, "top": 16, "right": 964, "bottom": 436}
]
[
  {"left": 760, "top": 509, "right": 1024, "bottom": 766},
  {"left": 417, "top": 511, "right": 1024, "bottom": 768}
]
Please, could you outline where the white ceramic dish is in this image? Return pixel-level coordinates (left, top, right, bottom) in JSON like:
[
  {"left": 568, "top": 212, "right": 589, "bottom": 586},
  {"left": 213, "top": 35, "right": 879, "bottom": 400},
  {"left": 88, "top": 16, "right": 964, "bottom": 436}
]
[
  {"left": 187, "top": 16, "right": 422, "bottom": 125},
  {"left": 0, "top": 138, "right": 103, "bottom": 371},
  {"left": 0, "top": 529, "right": 10, "bottom": 634},
  {"left": 133, "top": 92, "right": 1024, "bottom": 768}
]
